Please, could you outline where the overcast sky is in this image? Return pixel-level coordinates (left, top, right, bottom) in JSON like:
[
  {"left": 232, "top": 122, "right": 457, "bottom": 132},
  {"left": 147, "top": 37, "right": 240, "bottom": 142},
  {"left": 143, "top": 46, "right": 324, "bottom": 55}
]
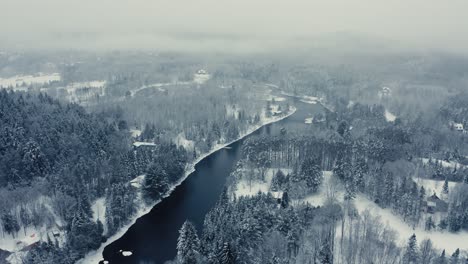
[{"left": 2, "top": 0, "right": 468, "bottom": 53}]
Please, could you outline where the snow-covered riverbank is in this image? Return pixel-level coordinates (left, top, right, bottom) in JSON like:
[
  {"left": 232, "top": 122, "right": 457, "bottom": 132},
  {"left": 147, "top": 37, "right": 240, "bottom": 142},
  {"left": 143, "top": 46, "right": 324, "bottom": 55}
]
[{"left": 78, "top": 107, "right": 297, "bottom": 264}]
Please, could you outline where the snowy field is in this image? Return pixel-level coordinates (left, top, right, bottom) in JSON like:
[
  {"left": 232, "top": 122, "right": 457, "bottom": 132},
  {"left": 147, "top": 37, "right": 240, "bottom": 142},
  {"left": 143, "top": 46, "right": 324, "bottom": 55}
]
[
  {"left": 91, "top": 198, "right": 107, "bottom": 234},
  {"left": 413, "top": 177, "right": 459, "bottom": 197},
  {"left": 421, "top": 158, "right": 467, "bottom": 169},
  {"left": 354, "top": 195, "right": 468, "bottom": 253},
  {"left": 0, "top": 73, "right": 60, "bottom": 89},
  {"left": 299, "top": 171, "right": 341, "bottom": 206},
  {"left": 130, "top": 81, "right": 191, "bottom": 96},
  {"left": 1, "top": 196, "right": 66, "bottom": 263},
  {"left": 233, "top": 168, "right": 292, "bottom": 198},
  {"left": 57, "top": 80, "right": 106, "bottom": 103}
]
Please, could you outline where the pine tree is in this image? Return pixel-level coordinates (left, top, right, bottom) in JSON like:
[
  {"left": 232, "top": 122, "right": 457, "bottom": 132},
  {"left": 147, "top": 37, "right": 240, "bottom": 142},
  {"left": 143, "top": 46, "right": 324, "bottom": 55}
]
[
  {"left": 425, "top": 216, "right": 435, "bottom": 231},
  {"left": 19, "top": 206, "right": 31, "bottom": 235},
  {"left": 143, "top": 162, "right": 170, "bottom": 200},
  {"left": 450, "top": 248, "right": 460, "bottom": 264},
  {"left": 177, "top": 220, "right": 200, "bottom": 264},
  {"left": 281, "top": 192, "right": 290, "bottom": 209},
  {"left": 436, "top": 250, "right": 447, "bottom": 264},
  {"left": 300, "top": 158, "right": 323, "bottom": 193},
  {"left": 217, "top": 242, "right": 236, "bottom": 264},
  {"left": 317, "top": 240, "right": 333, "bottom": 264},
  {"left": 442, "top": 178, "right": 449, "bottom": 197},
  {"left": 271, "top": 170, "right": 286, "bottom": 192},
  {"left": 403, "top": 234, "right": 419, "bottom": 264}
]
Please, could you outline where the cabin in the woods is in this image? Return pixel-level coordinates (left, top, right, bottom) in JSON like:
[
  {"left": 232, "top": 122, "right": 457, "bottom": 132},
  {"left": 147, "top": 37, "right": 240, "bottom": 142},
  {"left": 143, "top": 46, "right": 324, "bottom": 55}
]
[{"left": 425, "top": 193, "right": 448, "bottom": 213}]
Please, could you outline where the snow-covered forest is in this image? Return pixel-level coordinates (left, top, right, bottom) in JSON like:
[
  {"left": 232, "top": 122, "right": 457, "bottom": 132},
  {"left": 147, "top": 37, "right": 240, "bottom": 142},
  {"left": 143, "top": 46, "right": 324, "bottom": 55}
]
[{"left": 2, "top": 1, "right": 468, "bottom": 263}]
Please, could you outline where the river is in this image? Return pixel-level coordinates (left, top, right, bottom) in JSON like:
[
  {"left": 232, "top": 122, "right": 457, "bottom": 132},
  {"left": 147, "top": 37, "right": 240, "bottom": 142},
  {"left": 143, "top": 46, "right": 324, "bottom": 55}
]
[{"left": 101, "top": 97, "right": 325, "bottom": 264}]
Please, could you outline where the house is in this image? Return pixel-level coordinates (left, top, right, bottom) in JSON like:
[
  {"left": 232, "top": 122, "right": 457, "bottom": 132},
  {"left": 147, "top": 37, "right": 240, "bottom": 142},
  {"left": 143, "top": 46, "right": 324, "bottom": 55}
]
[
  {"left": 454, "top": 123, "right": 464, "bottom": 131},
  {"left": 425, "top": 193, "right": 448, "bottom": 213},
  {"left": 197, "top": 69, "right": 208, "bottom": 75},
  {"left": 379, "top": 86, "right": 392, "bottom": 98}
]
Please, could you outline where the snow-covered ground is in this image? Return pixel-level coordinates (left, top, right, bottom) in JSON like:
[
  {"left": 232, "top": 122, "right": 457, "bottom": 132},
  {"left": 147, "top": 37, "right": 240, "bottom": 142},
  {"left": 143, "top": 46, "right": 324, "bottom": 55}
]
[
  {"left": 225, "top": 105, "right": 238, "bottom": 118},
  {"left": 91, "top": 198, "right": 107, "bottom": 234},
  {"left": 233, "top": 168, "right": 291, "bottom": 198},
  {"left": 193, "top": 72, "right": 210, "bottom": 84},
  {"left": 279, "top": 91, "right": 321, "bottom": 105},
  {"left": 130, "top": 129, "right": 142, "bottom": 138},
  {"left": 57, "top": 80, "right": 106, "bottom": 103},
  {"left": 385, "top": 109, "right": 397, "bottom": 122},
  {"left": 132, "top": 141, "right": 157, "bottom": 147},
  {"left": 295, "top": 171, "right": 468, "bottom": 252},
  {"left": 299, "top": 171, "right": 342, "bottom": 206},
  {"left": 421, "top": 158, "right": 467, "bottom": 169},
  {"left": 0, "top": 73, "right": 61, "bottom": 89},
  {"left": 0, "top": 196, "right": 65, "bottom": 253},
  {"left": 305, "top": 117, "right": 313, "bottom": 124},
  {"left": 175, "top": 133, "right": 195, "bottom": 151},
  {"left": 264, "top": 95, "right": 286, "bottom": 102},
  {"left": 353, "top": 195, "right": 468, "bottom": 253},
  {"left": 129, "top": 175, "right": 145, "bottom": 189},
  {"left": 269, "top": 104, "right": 283, "bottom": 115},
  {"left": 130, "top": 81, "right": 191, "bottom": 96},
  {"left": 78, "top": 105, "right": 297, "bottom": 264},
  {"left": 413, "top": 177, "right": 459, "bottom": 197}
]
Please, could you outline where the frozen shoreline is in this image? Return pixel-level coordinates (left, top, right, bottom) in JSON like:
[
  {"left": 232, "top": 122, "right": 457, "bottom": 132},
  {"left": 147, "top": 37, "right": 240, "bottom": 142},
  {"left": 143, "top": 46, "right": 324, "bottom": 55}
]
[{"left": 78, "top": 107, "right": 297, "bottom": 264}]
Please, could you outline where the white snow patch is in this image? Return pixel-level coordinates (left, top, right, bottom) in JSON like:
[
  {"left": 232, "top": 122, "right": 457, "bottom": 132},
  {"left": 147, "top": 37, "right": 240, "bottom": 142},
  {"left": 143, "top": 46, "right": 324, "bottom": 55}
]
[
  {"left": 175, "top": 133, "right": 195, "bottom": 150},
  {"left": 225, "top": 105, "right": 238, "bottom": 118},
  {"left": 300, "top": 99, "right": 318, "bottom": 104},
  {"left": 130, "top": 129, "right": 142, "bottom": 138},
  {"left": 354, "top": 195, "right": 468, "bottom": 253},
  {"left": 91, "top": 198, "right": 106, "bottom": 233},
  {"left": 132, "top": 141, "right": 156, "bottom": 147},
  {"left": 385, "top": 109, "right": 397, "bottom": 122},
  {"left": 304, "top": 117, "right": 314, "bottom": 124},
  {"left": 233, "top": 168, "right": 291, "bottom": 198},
  {"left": 129, "top": 175, "right": 145, "bottom": 189},
  {"left": 131, "top": 81, "right": 191, "bottom": 96},
  {"left": 265, "top": 95, "right": 286, "bottom": 102},
  {"left": 6, "top": 251, "right": 27, "bottom": 264},
  {"left": 0, "top": 226, "right": 61, "bottom": 253},
  {"left": 193, "top": 70, "right": 211, "bottom": 84},
  {"left": 0, "top": 73, "right": 60, "bottom": 89},
  {"left": 57, "top": 80, "right": 106, "bottom": 103},
  {"left": 413, "top": 178, "right": 459, "bottom": 197},
  {"left": 299, "top": 171, "right": 342, "bottom": 206},
  {"left": 421, "top": 158, "right": 467, "bottom": 169},
  {"left": 269, "top": 104, "right": 282, "bottom": 115}
]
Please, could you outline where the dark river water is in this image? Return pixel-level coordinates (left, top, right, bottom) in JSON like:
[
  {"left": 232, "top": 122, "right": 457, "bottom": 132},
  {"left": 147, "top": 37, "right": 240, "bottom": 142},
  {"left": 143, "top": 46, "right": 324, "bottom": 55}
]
[{"left": 101, "top": 97, "right": 324, "bottom": 264}]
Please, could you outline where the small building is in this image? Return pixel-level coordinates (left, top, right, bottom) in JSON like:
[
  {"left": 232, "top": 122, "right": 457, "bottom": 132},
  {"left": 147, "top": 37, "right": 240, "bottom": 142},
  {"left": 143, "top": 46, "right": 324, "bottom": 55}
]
[
  {"left": 379, "top": 86, "right": 392, "bottom": 98},
  {"left": 425, "top": 193, "right": 448, "bottom": 213},
  {"left": 197, "top": 69, "right": 208, "bottom": 75},
  {"left": 454, "top": 123, "right": 464, "bottom": 131}
]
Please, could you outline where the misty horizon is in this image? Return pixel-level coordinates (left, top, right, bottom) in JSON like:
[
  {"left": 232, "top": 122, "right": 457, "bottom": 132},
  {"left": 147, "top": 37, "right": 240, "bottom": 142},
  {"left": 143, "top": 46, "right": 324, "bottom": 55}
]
[{"left": 2, "top": 0, "right": 468, "bottom": 54}]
